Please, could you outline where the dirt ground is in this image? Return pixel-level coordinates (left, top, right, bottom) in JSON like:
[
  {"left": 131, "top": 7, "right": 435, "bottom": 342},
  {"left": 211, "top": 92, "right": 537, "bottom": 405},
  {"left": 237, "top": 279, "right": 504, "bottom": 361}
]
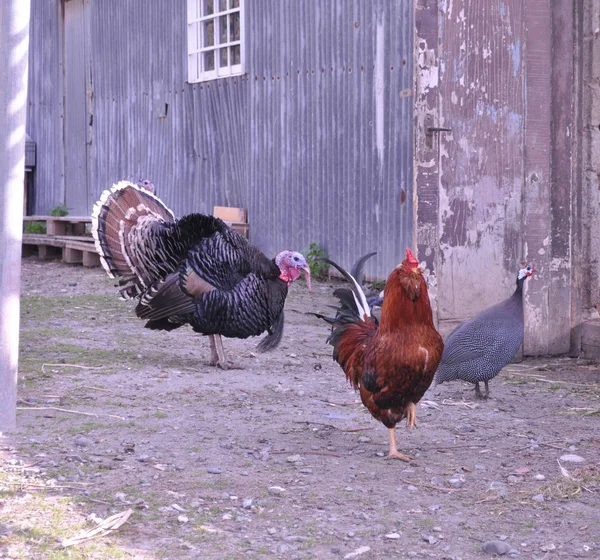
[{"left": 1, "top": 257, "right": 600, "bottom": 559}]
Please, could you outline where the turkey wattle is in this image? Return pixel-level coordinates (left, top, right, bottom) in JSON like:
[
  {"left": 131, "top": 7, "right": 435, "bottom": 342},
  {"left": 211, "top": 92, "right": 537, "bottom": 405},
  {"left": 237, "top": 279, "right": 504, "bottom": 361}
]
[
  {"left": 434, "top": 263, "right": 535, "bottom": 398},
  {"left": 91, "top": 181, "right": 311, "bottom": 369}
]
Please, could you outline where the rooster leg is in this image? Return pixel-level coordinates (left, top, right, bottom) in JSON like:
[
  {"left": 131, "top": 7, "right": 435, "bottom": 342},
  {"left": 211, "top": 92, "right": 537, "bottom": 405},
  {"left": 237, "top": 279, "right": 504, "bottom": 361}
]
[
  {"left": 405, "top": 402, "right": 417, "bottom": 430},
  {"left": 385, "top": 428, "right": 412, "bottom": 462}
]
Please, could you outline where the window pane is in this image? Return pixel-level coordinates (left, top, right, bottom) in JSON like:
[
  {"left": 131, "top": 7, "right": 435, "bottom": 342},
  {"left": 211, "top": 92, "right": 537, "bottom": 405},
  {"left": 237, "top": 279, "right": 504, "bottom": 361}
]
[
  {"left": 219, "top": 0, "right": 228, "bottom": 11},
  {"left": 203, "top": 19, "right": 214, "bottom": 47},
  {"left": 231, "top": 0, "right": 239, "bottom": 7},
  {"left": 219, "top": 16, "right": 228, "bottom": 45},
  {"left": 203, "top": 0, "right": 213, "bottom": 15},
  {"left": 231, "top": 44, "right": 240, "bottom": 65},
  {"left": 204, "top": 50, "right": 215, "bottom": 71},
  {"left": 230, "top": 12, "right": 240, "bottom": 41},
  {"left": 219, "top": 47, "right": 228, "bottom": 68}
]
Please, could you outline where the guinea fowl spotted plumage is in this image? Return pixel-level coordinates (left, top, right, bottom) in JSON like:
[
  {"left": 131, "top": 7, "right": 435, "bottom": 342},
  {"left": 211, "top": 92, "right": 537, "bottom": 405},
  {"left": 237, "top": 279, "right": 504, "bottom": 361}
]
[
  {"left": 91, "top": 181, "right": 311, "bottom": 369},
  {"left": 434, "top": 262, "right": 535, "bottom": 398}
]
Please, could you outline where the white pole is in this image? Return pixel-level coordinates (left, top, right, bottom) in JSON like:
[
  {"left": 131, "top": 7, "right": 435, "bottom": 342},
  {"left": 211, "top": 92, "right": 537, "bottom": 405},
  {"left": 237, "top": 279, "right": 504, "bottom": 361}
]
[{"left": 0, "top": 0, "right": 31, "bottom": 430}]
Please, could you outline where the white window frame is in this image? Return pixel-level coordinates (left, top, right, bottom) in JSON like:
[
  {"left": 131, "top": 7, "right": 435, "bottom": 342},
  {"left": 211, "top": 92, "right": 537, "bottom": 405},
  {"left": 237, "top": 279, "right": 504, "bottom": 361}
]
[{"left": 187, "top": 0, "right": 245, "bottom": 83}]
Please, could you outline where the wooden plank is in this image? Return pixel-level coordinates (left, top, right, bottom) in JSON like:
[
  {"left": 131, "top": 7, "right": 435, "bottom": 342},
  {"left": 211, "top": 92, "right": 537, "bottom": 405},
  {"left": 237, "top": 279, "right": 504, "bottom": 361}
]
[
  {"left": 63, "top": 245, "right": 83, "bottom": 264},
  {"left": 213, "top": 206, "right": 247, "bottom": 223},
  {"left": 22, "top": 234, "right": 66, "bottom": 247},
  {"left": 213, "top": 206, "right": 249, "bottom": 238},
  {"left": 24, "top": 215, "right": 91, "bottom": 222},
  {"left": 54, "top": 235, "right": 94, "bottom": 243},
  {"left": 82, "top": 250, "right": 100, "bottom": 267},
  {"left": 64, "top": 240, "right": 100, "bottom": 267}
]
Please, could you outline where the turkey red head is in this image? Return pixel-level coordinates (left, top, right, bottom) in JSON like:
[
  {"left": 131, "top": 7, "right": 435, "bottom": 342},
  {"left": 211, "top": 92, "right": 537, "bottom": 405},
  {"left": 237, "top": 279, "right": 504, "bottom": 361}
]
[{"left": 276, "top": 251, "right": 311, "bottom": 290}]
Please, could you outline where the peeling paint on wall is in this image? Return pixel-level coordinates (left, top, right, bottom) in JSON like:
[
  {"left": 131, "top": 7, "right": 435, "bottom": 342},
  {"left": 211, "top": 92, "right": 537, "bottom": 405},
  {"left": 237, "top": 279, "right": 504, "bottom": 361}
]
[{"left": 436, "top": 0, "right": 525, "bottom": 322}]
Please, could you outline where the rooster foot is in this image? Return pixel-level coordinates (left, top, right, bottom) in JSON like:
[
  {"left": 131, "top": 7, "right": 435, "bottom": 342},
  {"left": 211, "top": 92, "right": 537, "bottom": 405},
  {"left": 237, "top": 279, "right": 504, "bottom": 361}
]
[
  {"left": 386, "top": 428, "right": 412, "bottom": 462},
  {"left": 385, "top": 450, "right": 412, "bottom": 462}
]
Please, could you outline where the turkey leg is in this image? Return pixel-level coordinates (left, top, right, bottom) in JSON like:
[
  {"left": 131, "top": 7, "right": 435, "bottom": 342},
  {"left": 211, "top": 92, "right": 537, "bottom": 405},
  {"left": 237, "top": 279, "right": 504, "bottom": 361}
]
[{"left": 208, "top": 334, "right": 241, "bottom": 370}]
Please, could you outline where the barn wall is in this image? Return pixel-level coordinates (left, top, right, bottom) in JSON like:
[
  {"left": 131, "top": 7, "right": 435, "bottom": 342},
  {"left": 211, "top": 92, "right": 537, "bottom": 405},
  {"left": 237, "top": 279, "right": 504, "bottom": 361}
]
[
  {"left": 27, "top": 0, "right": 415, "bottom": 279},
  {"left": 26, "top": 0, "right": 64, "bottom": 214},
  {"left": 582, "top": 0, "right": 600, "bottom": 313}
]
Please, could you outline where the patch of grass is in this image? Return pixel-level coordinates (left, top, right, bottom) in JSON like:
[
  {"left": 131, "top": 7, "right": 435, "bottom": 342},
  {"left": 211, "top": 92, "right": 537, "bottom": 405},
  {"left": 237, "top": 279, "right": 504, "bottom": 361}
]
[
  {"left": 50, "top": 203, "right": 70, "bottom": 217},
  {"left": 538, "top": 466, "right": 600, "bottom": 500},
  {"left": 303, "top": 242, "right": 329, "bottom": 280},
  {"left": 66, "top": 421, "right": 108, "bottom": 433},
  {"left": 24, "top": 221, "right": 47, "bottom": 234},
  {"left": 370, "top": 279, "right": 386, "bottom": 292},
  {"left": 153, "top": 411, "right": 168, "bottom": 419},
  {"left": 0, "top": 493, "right": 132, "bottom": 559}
]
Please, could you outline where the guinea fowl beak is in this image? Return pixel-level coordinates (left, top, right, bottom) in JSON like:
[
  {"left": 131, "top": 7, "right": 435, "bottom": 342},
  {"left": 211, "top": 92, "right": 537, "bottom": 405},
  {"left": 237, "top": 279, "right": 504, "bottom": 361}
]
[{"left": 302, "top": 264, "right": 312, "bottom": 291}]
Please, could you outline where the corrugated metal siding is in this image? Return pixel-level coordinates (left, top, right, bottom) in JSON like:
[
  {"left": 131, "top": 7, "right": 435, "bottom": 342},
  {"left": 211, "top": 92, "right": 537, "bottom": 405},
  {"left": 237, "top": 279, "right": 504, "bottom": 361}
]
[
  {"left": 27, "top": 0, "right": 413, "bottom": 279},
  {"left": 246, "top": 0, "right": 414, "bottom": 278},
  {"left": 26, "top": 0, "right": 64, "bottom": 215}
]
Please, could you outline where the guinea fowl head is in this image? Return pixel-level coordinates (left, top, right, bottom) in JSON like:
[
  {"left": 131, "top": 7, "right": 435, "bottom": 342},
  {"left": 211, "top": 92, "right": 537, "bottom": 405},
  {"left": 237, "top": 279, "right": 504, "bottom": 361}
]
[
  {"left": 517, "top": 262, "right": 535, "bottom": 281},
  {"left": 275, "top": 251, "right": 312, "bottom": 290},
  {"left": 514, "top": 262, "right": 535, "bottom": 296}
]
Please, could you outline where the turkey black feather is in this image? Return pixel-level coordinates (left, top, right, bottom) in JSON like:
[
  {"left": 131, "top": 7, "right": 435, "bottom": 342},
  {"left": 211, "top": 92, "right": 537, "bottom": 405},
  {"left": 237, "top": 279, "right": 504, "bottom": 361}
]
[{"left": 92, "top": 181, "right": 311, "bottom": 369}]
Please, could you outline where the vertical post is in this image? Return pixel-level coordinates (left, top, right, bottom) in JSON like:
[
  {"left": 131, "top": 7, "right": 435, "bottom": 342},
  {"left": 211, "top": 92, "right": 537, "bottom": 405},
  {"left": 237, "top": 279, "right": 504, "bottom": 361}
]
[{"left": 0, "top": 0, "right": 31, "bottom": 430}]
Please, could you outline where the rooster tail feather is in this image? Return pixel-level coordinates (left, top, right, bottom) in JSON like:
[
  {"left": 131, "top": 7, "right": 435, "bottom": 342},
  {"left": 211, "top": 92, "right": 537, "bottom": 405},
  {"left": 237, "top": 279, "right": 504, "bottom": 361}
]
[
  {"left": 315, "top": 258, "right": 370, "bottom": 320},
  {"left": 92, "top": 181, "right": 175, "bottom": 282},
  {"left": 256, "top": 311, "right": 284, "bottom": 352},
  {"left": 350, "top": 252, "right": 377, "bottom": 287}
]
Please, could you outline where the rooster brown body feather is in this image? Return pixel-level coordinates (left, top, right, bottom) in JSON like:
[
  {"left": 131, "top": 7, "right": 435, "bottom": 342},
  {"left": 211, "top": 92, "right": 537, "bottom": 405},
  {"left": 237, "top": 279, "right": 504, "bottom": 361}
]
[{"left": 317, "top": 249, "right": 444, "bottom": 460}]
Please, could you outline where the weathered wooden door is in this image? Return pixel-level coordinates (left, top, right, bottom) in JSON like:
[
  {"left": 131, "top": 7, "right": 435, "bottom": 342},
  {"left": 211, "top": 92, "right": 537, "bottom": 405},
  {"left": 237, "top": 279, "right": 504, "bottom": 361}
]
[
  {"left": 62, "top": 0, "right": 92, "bottom": 215},
  {"left": 430, "top": 0, "right": 527, "bottom": 324}
]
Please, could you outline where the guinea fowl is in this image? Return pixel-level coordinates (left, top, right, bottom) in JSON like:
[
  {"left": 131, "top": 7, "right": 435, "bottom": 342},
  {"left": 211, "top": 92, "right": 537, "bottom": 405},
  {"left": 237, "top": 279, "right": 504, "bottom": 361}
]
[
  {"left": 91, "top": 181, "right": 311, "bottom": 369},
  {"left": 434, "top": 262, "right": 535, "bottom": 398}
]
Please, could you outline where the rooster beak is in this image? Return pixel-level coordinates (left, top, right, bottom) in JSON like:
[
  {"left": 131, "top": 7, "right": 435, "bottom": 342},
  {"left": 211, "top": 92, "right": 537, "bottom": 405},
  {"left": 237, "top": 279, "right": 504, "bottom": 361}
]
[{"left": 302, "top": 264, "right": 312, "bottom": 291}]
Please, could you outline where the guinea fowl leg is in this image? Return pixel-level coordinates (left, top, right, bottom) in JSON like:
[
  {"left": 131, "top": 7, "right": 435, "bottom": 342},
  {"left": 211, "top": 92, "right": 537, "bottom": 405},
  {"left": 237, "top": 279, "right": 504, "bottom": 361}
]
[
  {"left": 475, "top": 381, "right": 490, "bottom": 399},
  {"left": 385, "top": 428, "right": 412, "bottom": 462}
]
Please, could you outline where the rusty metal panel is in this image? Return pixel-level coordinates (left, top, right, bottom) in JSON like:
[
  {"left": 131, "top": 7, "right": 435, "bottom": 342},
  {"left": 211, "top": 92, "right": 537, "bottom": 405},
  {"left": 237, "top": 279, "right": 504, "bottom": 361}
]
[
  {"left": 415, "top": 0, "right": 441, "bottom": 323},
  {"left": 436, "top": 0, "right": 526, "bottom": 321}
]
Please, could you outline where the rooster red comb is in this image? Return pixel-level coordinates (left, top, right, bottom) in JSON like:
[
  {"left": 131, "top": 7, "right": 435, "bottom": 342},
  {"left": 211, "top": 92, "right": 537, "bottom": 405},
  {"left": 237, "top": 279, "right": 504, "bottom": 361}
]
[{"left": 405, "top": 248, "right": 420, "bottom": 266}]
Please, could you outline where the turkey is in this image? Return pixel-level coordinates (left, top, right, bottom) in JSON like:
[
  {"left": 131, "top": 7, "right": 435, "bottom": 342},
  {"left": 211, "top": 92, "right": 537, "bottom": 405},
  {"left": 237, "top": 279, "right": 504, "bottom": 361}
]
[
  {"left": 91, "top": 181, "right": 311, "bottom": 369},
  {"left": 434, "top": 262, "right": 535, "bottom": 399}
]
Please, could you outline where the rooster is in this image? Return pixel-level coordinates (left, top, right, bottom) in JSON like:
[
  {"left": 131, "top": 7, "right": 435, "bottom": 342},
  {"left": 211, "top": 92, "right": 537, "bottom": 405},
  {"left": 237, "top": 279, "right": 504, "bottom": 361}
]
[
  {"left": 316, "top": 249, "right": 444, "bottom": 460},
  {"left": 91, "top": 181, "right": 311, "bottom": 369}
]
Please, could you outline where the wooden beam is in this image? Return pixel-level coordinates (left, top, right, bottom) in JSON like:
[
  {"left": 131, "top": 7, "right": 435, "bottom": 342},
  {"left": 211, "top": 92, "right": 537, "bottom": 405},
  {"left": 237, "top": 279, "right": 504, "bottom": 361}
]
[{"left": 0, "top": 0, "right": 31, "bottom": 430}]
